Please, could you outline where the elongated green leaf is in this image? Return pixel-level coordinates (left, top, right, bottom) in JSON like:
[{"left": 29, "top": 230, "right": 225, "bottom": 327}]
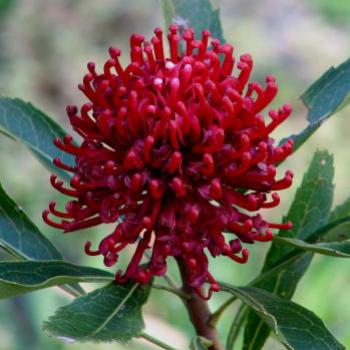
[
  {"left": 324, "top": 195, "right": 350, "bottom": 242},
  {"left": 274, "top": 236, "right": 350, "bottom": 258},
  {"left": 161, "top": 0, "right": 224, "bottom": 42},
  {"left": 222, "top": 284, "right": 345, "bottom": 350},
  {"left": 225, "top": 217, "right": 350, "bottom": 349},
  {"left": 0, "top": 98, "right": 73, "bottom": 180},
  {"left": 282, "top": 58, "right": 350, "bottom": 152},
  {"left": 226, "top": 303, "right": 247, "bottom": 350},
  {"left": 0, "top": 182, "right": 84, "bottom": 296},
  {"left": 330, "top": 197, "right": 350, "bottom": 222},
  {"left": 0, "top": 181, "right": 62, "bottom": 260},
  {"left": 190, "top": 336, "right": 213, "bottom": 350},
  {"left": 243, "top": 150, "right": 334, "bottom": 350},
  {"left": 43, "top": 282, "right": 151, "bottom": 343},
  {"left": 265, "top": 151, "right": 334, "bottom": 264},
  {"left": 303, "top": 216, "right": 350, "bottom": 243},
  {"left": 303, "top": 59, "right": 350, "bottom": 123},
  {"left": 322, "top": 220, "right": 350, "bottom": 242},
  {"left": 0, "top": 260, "right": 113, "bottom": 299}
]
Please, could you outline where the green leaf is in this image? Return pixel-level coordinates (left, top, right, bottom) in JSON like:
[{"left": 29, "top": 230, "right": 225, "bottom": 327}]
[
  {"left": 299, "top": 215, "right": 350, "bottom": 243},
  {"left": 302, "top": 58, "right": 350, "bottom": 123},
  {"left": 0, "top": 98, "right": 73, "bottom": 180},
  {"left": 243, "top": 150, "right": 334, "bottom": 350},
  {"left": 161, "top": 0, "right": 225, "bottom": 42},
  {"left": 0, "top": 260, "right": 113, "bottom": 299},
  {"left": 321, "top": 218, "right": 350, "bottom": 242},
  {"left": 0, "top": 181, "right": 85, "bottom": 296},
  {"left": 226, "top": 303, "right": 247, "bottom": 350},
  {"left": 274, "top": 236, "right": 350, "bottom": 258},
  {"left": 0, "top": 181, "right": 62, "bottom": 260},
  {"left": 283, "top": 58, "right": 350, "bottom": 152},
  {"left": 190, "top": 336, "right": 213, "bottom": 350},
  {"left": 263, "top": 150, "right": 334, "bottom": 266},
  {"left": 330, "top": 197, "right": 350, "bottom": 222},
  {"left": 221, "top": 284, "right": 345, "bottom": 350},
  {"left": 43, "top": 282, "right": 151, "bottom": 343},
  {"left": 323, "top": 222, "right": 350, "bottom": 242}
]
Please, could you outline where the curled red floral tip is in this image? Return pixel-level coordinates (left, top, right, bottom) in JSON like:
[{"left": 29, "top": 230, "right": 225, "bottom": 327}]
[{"left": 44, "top": 24, "right": 294, "bottom": 298}]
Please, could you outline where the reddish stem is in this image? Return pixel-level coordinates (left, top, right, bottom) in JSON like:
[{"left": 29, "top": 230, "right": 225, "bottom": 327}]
[{"left": 176, "top": 257, "right": 223, "bottom": 350}]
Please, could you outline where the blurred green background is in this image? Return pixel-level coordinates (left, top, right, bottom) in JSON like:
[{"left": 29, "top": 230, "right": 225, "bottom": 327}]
[{"left": 0, "top": 0, "right": 349, "bottom": 349}]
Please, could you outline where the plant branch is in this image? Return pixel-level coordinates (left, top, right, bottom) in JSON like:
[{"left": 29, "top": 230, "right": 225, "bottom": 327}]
[
  {"left": 210, "top": 295, "right": 237, "bottom": 326},
  {"left": 140, "top": 332, "right": 180, "bottom": 350},
  {"left": 162, "top": 273, "right": 181, "bottom": 290},
  {"left": 176, "top": 257, "right": 223, "bottom": 350},
  {"left": 58, "top": 284, "right": 83, "bottom": 297},
  {"left": 152, "top": 283, "right": 190, "bottom": 300}
]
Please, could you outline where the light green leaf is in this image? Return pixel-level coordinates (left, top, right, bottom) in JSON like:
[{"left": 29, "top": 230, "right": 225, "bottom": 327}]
[
  {"left": 0, "top": 260, "right": 113, "bottom": 299},
  {"left": 161, "top": 0, "right": 225, "bottom": 42},
  {"left": 274, "top": 236, "right": 350, "bottom": 258},
  {"left": 221, "top": 284, "right": 345, "bottom": 350},
  {"left": 243, "top": 150, "right": 334, "bottom": 350},
  {"left": 0, "top": 98, "right": 73, "bottom": 180},
  {"left": 43, "top": 282, "right": 151, "bottom": 343},
  {"left": 190, "top": 336, "right": 213, "bottom": 350},
  {"left": 282, "top": 58, "right": 350, "bottom": 152}
]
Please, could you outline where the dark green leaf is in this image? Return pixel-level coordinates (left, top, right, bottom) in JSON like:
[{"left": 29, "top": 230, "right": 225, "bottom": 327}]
[
  {"left": 222, "top": 284, "right": 345, "bottom": 350},
  {"left": 302, "top": 59, "right": 350, "bottom": 123},
  {"left": 0, "top": 98, "right": 73, "bottom": 180},
  {"left": 323, "top": 222, "right": 350, "bottom": 242},
  {"left": 190, "top": 336, "right": 213, "bottom": 350},
  {"left": 282, "top": 58, "right": 350, "bottom": 152},
  {"left": 264, "top": 150, "right": 334, "bottom": 266},
  {"left": 274, "top": 236, "right": 350, "bottom": 258},
  {"left": 0, "top": 181, "right": 62, "bottom": 260},
  {"left": 161, "top": 0, "right": 224, "bottom": 42},
  {"left": 0, "top": 181, "right": 84, "bottom": 296},
  {"left": 321, "top": 219, "right": 350, "bottom": 242},
  {"left": 0, "top": 260, "right": 113, "bottom": 299},
  {"left": 226, "top": 303, "right": 247, "bottom": 350},
  {"left": 302, "top": 216, "right": 350, "bottom": 243},
  {"left": 243, "top": 150, "right": 334, "bottom": 350},
  {"left": 43, "top": 282, "right": 151, "bottom": 343},
  {"left": 330, "top": 197, "right": 350, "bottom": 222}
]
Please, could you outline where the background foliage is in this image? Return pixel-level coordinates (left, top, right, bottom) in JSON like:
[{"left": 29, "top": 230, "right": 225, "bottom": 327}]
[{"left": 0, "top": 0, "right": 349, "bottom": 349}]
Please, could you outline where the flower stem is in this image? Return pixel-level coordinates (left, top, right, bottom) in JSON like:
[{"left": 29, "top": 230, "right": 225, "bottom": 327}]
[
  {"left": 140, "top": 332, "right": 180, "bottom": 350},
  {"left": 176, "top": 257, "right": 223, "bottom": 350}
]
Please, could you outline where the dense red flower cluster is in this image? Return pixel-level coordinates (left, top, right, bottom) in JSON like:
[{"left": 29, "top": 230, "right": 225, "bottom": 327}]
[{"left": 44, "top": 25, "right": 293, "bottom": 298}]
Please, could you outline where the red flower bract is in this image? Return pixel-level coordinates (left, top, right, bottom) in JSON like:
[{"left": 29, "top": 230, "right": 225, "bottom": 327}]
[{"left": 44, "top": 24, "right": 294, "bottom": 299}]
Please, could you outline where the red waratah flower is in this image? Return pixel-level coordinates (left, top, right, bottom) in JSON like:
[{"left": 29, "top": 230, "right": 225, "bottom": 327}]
[{"left": 43, "top": 24, "right": 294, "bottom": 299}]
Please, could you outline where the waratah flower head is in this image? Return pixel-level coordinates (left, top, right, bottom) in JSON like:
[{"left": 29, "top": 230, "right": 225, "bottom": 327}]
[{"left": 44, "top": 24, "right": 294, "bottom": 298}]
